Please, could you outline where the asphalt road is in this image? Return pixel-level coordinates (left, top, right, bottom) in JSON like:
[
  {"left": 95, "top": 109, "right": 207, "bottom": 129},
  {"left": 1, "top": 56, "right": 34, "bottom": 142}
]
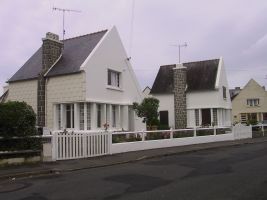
[{"left": 1, "top": 142, "right": 267, "bottom": 200}]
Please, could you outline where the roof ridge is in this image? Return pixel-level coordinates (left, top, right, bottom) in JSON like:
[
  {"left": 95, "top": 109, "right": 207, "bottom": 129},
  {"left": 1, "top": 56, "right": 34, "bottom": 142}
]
[
  {"left": 62, "top": 29, "right": 108, "bottom": 42},
  {"left": 183, "top": 58, "right": 219, "bottom": 65}
]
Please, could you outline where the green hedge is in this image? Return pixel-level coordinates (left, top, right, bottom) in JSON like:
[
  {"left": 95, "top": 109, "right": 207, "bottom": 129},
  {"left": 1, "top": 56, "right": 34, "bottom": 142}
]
[{"left": 0, "top": 101, "right": 41, "bottom": 151}]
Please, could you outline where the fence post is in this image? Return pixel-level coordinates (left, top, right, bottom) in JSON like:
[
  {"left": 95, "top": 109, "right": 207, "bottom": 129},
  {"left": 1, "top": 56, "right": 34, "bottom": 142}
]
[
  {"left": 170, "top": 128, "right": 173, "bottom": 139},
  {"left": 108, "top": 131, "right": 112, "bottom": 155},
  {"left": 214, "top": 126, "right": 216, "bottom": 135},
  {"left": 51, "top": 132, "right": 57, "bottom": 161},
  {"left": 142, "top": 130, "right": 145, "bottom": 141},
  {"left": 194, "top": 127, "right": 197, "bottom": 137},
  {"left": 82, "top": 133, "right": 86, "bottom": 158},
  {"left": 250, "top": 125, "right": 252, "bottom": 138}
]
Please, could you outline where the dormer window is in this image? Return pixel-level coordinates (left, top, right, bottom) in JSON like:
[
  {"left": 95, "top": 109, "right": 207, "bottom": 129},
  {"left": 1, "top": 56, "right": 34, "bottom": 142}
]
[
  {"left": 247, "top": 99, "right": 259, "bottom": 106},
  {"left": 108, "top": 69, "right": 120, "bottom": 87}
]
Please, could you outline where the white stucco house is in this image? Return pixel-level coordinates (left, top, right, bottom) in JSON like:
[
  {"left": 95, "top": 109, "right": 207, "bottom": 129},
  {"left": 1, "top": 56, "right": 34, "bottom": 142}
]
[
  {"left": 150, "top": 58, "right": 232, "bottom": 129},
  {"left": 2, "top": 26, "right": 145, "bottom": 132}
]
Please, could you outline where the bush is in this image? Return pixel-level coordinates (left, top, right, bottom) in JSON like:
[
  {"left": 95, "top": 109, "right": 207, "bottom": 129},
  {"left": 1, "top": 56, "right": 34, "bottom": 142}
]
[
  {"left": 0, "top": 101, "right": 40, "bottom": 151},
  {"left": 133, "top": 97, "right": 160, "bottom": 129}
]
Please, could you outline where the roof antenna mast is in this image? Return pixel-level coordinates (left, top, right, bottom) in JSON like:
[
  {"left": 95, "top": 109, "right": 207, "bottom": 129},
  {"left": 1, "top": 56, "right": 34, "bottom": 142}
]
[
  {"left": 171, "top": 42, "right": 188, "bottom": 64},
  {"left": 52, "top": 7, "right": 81, "bottom": 41}
]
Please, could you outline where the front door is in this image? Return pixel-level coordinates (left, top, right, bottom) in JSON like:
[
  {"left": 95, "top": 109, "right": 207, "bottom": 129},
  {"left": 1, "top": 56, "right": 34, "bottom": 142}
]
[
  {"left": 159, "top": 111, "right": 169, "bottom": 126},
  {"left": 201, "top": 109, "right": 211, "bottom": 126}
]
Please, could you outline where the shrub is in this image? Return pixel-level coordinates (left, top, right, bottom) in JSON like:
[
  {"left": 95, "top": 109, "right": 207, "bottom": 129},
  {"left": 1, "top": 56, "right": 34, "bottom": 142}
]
[
  {"left": 0, "top": 101, "right": 41, "bottom": 151},
  {"left": 133, "top": 97, "right": 160, "bottom": 129}
]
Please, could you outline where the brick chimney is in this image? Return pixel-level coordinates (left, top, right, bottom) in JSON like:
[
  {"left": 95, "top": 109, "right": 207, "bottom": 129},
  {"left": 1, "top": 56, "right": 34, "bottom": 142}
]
[
  {"left": 173, "top": 64, "right": 187, "bottom": 129},
  {"left": 37, "top": 32, "right": 63, "bottom": 127}
]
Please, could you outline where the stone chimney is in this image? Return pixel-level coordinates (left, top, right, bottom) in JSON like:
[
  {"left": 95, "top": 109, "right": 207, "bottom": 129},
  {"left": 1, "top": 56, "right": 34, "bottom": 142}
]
[
  {"left": 37, "top": 32, "right": 63, "bottom": 127},
  {"left": 173, "top": 64, "right": 187, "bottom": 129},
  {"left": 42, "top": 32, "right": 63, "bottom": 72}
]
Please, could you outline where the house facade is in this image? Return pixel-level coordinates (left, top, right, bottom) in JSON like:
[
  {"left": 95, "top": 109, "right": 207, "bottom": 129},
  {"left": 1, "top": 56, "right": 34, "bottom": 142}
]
[
  {"left": 150, "top": 58, "right": 232, "bottom": 129},
  {"left": 231, "top": 79, "right": 267, "bottom": 124},
  {"left": 3, "top": 27, "right": 145, "bottom": 132}
]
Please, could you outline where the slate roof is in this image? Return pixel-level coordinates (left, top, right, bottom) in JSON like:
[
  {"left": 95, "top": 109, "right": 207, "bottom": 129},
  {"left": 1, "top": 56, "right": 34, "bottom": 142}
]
[
  {"left": 8, "top": 30, "right": 108, "bottom": 82},
  {"left": 150, "top": 59, "right": 220, "bottom": 94}
]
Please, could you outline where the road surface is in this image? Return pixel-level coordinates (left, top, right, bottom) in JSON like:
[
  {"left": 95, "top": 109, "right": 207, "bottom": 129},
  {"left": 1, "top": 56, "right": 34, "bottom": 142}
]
[{"left": 1, "top": 142, "right": 267, "bottom": 200}]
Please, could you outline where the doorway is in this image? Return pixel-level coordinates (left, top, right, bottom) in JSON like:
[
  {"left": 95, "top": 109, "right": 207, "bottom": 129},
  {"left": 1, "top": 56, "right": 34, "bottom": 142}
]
[{"left": 201, "top": 109, "right": 211, "bottom": 126}]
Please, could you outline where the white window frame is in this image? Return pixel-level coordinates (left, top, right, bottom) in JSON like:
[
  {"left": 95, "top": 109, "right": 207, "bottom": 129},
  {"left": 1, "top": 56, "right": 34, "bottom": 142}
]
[
  {"left": 66, "top": 104, "right": 74, "bottom": 129},
  {"left": 108, "top": 69, "right": 121, "bottom": 88},
  {"left": 247, "top": 99, "right": 260, "bottom": 107}
]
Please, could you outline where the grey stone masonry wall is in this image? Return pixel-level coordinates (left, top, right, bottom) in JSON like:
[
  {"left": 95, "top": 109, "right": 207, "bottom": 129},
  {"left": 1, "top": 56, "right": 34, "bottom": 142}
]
[
  {"left": 37, "top": 33, "right": 63, "bottom": 127},
  {"left": 173, "top": 64, "right": 187, "bottom": 129}
]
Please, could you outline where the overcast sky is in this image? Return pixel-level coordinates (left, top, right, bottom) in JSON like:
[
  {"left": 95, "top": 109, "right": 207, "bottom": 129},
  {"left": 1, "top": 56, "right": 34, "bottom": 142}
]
[{"left": 0, "top": 0, "right": 267, "bottom": 95}]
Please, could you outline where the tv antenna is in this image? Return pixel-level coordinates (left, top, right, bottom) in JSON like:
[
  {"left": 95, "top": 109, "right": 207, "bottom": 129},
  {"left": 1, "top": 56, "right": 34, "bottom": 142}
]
[
  {"left": 53, "top": 7, "right": 81, "bottom": 41},
  {"left": 171, "top": 42, "right": 188, "bottom": 63}
]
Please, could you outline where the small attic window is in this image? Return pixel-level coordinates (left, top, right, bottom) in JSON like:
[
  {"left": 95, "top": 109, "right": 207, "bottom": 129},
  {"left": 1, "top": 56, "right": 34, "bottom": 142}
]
[
  {"left": 223, "top": 86, "right": 226, "bottom": 99},
  {"left": 108, "top": 69, "right": 120, "bottom": 88}
]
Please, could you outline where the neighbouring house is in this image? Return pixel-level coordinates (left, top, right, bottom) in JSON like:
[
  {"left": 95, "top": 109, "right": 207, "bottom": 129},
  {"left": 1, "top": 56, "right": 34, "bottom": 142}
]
[
  {"left": 2, "top": 26, "right": 145, "bottom": 132},
  {"left": 142, "top": 86, "right": 151, "bottom": 97},
  {"left": 231, "top": 79, "right": 267, "bottom": 124},
  {"left": 150, "top": 58, "right": 232, "bottom": 129}
]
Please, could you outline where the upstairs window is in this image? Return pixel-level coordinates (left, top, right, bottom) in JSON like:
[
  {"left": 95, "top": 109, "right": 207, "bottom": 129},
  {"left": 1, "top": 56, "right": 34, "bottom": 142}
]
[
  {"left": 223, "top": 86, "right": 227, "bottom": 99},
  {"left": 108, "top": 69, "right": 120, "bottom": 87},
  {"left": 247, "top": 99, "right": 260, "bottom": 106}
]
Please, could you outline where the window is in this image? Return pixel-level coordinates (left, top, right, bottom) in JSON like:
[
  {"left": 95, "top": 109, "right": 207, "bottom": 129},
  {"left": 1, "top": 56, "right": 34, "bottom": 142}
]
[
  {"left": 79, "top": 103, "right": 84, "bottom": 130},
  {"left": 195, "top": 109, "right": 199, "bottom": 126},
  {"left": 112, "top": 105, "right": 116, "bottom": 127},
  {"left": 57, "top": 105, "right": 61, "bottom": 129},
  {"left": 66, "top": 104, "right": 74, "bottom": 128},
  {"left": 240, "top": 113, "right": 247, "bottom": 124},
  {"left": 223, "top": 86, "right": 227, "bottom": 99},
  {"left": 247, "top": 99, "right": 259, "bottom": 106},
  {"left": 108, "top": 69, "right": 120, "bottom": 87},
  {"left": 97, "top": 104, "right": 101, "bottom": 128},
  {"left": 212, "top": 109, "right": 218, "bottom": 126},
  {"left": 87, "top": 103, "right": 91, "bottom": 130}
]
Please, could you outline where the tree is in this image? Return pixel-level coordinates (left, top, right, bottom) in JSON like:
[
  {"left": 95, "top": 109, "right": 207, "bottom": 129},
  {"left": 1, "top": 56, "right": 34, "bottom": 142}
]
[{"left": 133, "top": 97, "right": 160, "bottom": 129}]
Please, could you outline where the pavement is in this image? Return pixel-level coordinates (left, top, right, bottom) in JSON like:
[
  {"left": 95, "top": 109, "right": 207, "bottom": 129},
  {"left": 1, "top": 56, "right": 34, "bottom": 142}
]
[{"left": 1, "top": 136, "right": 267, "bottom": 181}]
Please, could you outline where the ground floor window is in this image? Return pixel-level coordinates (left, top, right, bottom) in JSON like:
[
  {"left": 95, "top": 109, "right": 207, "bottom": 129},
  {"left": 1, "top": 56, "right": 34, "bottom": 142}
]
[
  {"left": 55, "top": 103, "right": 127, "bottom": 130},
  {"left": 79, "top": 103, "right": 84, "bottom": 130},
  {"left": 66, "top": 104, "right": 74, "bottom": 129},
  {"left": 112, "top": 105, "right": 116, "bottom": 127},
  {"left": 212, "top": 109, "right": 218, "bottom": 126},
  {"left": 87, "top": 103, "right": 91, "bottom": 130},
  {"left": 97, "top": 104, "right": 102, "bottom": 128},
  {"left": 57, "top": 105, "right": 61, "bottom": 129},
  {"left": 195, "top": 109, "right": 199, "bottom": 126}
]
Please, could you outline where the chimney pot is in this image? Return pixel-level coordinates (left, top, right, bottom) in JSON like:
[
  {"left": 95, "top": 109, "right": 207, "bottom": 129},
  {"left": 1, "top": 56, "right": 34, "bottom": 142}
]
[{"left": 45, "top": 32, "right": 59, "bottom": 41}]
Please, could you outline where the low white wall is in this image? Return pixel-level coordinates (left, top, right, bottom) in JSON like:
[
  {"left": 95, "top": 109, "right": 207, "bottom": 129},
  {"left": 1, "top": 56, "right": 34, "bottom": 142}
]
[{"left": 111, "top": 133, "right": 235, "bottom": 154}]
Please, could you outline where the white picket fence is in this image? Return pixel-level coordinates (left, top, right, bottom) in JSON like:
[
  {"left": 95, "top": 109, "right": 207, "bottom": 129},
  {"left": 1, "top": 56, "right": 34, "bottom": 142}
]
[
  {"left": 50, "top": 124, "right": 252, "bottom": 161},
  {"left": 52, "top": 131, "right": 111, "bottom": 160}
]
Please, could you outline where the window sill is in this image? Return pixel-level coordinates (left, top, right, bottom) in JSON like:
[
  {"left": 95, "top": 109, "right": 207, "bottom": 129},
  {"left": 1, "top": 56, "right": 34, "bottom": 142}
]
[{"left": 106, "top": 85, "right": 123, "bottom": 92}]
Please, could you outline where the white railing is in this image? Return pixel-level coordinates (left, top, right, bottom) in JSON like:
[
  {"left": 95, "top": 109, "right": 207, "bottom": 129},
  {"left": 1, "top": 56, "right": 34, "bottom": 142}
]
[
  {"left": 111, "top": 127, "right": 234, "bottom": 154},
  {"left": 48, "top": 125, "right": 253, "bottom": 160},
  {"left": 52, "top": 131, "right": 111, "bottom": 160},
  {"left": 251, "top": 124, "right": 267, "bottom": 136}
]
